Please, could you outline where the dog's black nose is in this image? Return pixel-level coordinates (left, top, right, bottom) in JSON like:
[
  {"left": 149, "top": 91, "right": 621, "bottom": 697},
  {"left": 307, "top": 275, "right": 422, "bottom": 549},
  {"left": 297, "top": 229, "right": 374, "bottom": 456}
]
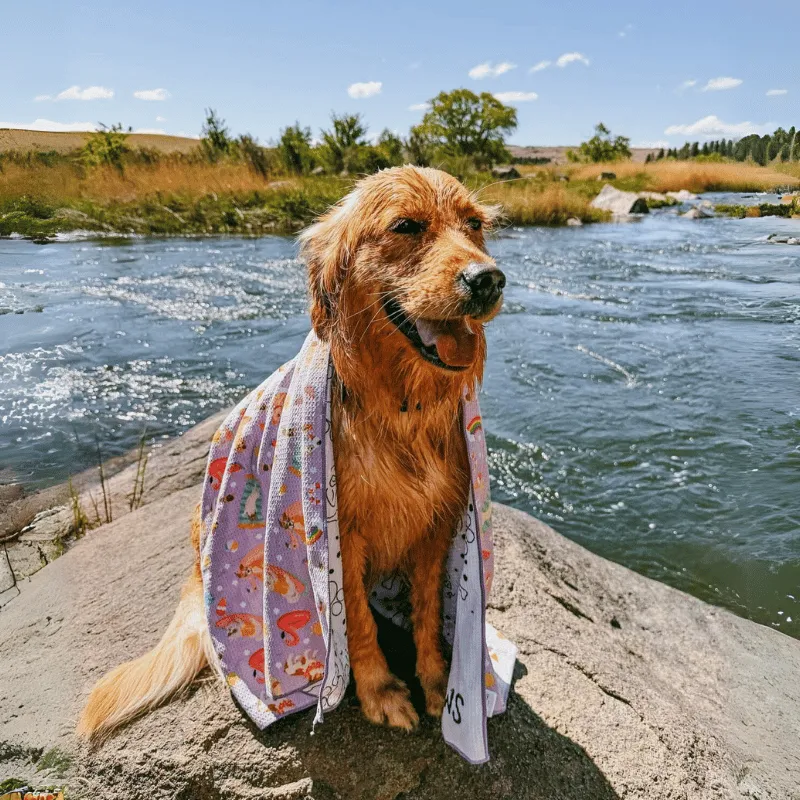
[{"left": 459, "top": 263, "right": 506, "bottom": 312}]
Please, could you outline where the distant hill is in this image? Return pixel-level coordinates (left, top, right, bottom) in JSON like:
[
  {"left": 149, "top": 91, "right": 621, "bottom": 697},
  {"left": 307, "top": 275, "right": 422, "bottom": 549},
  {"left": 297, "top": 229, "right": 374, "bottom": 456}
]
[
  {"left": 0, "top": 129, "right": 200, "bottom": 155},
  {"left": 0, "top": 129, "right": 662, "bottom": 165},
  {"left": 507, "top": 145, "right": 660, "bottom": 165}
]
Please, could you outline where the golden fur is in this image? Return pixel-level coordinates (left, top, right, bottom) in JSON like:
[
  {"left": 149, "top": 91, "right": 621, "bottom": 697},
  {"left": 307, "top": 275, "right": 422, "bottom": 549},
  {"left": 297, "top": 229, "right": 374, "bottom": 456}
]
[{"left": 78, "top": 166, "right": 502, "bottom": 737}]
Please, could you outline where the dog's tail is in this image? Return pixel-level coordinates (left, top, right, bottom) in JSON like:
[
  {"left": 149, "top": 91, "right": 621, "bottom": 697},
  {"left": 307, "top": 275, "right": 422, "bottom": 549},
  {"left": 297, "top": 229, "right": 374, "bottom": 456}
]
[{"left": 77, "top": 568, "right": 214, "bottom": 739}]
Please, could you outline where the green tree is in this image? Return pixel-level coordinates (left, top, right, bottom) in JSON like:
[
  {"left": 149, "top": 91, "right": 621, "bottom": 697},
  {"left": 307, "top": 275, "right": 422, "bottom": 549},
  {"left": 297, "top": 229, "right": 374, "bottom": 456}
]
[
  {"left": 567, "top": 122, "right": 632, "bottom": 163},
  {"left": 409, "top": 89, "right": 517, "bottom": 169},
  {"left": 80, "top": 123, "right": 131, "bottom": 172},
  {"left": 278, "top": 123, "right": 314, "bottom": 174},
  {"left": 318, "top": 113, "right": 369, "bottom": 173},
  {"left": 236, "top": 134, "right": 274, "bottom": 177},
  {"left": 201, "top": 108, "right": 232, "bottom": 162},
  {"left": 374, "top": 129, "right": 405, "bottom": 167},
  {"left": 751, "top": 137, "right": 767, "bottom": 166}
]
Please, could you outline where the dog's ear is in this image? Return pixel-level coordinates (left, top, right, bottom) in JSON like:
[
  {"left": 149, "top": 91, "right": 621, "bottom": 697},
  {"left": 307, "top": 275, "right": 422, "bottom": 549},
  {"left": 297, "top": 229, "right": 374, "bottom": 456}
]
[{"left": 298, "top": 190, "right": 361, "bottom": 340}]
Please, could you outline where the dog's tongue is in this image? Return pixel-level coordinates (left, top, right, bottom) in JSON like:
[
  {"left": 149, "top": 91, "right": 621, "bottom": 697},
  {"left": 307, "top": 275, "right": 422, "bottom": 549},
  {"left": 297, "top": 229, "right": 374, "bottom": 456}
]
[{"left": 415, "top": 318, "right": 478, "bottom": 367}]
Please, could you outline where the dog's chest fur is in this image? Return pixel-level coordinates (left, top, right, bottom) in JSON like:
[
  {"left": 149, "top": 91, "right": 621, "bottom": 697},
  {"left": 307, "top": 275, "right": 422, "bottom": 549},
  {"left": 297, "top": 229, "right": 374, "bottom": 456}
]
[{"left": 332, "top": 396, "right": 470, "bottom": 575}]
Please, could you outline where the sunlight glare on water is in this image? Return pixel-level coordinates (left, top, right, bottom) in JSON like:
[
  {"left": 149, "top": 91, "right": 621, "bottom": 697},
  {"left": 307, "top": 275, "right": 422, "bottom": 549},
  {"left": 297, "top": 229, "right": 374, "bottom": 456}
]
[{"left": 1, "top": 201, "right": 798, "bottom": 637}]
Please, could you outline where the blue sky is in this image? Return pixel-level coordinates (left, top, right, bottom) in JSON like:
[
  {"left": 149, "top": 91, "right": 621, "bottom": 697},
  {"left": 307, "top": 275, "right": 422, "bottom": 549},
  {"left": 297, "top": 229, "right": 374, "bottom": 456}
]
[{"left": 2, "top": 0, "right": 798, "bottom": 147}]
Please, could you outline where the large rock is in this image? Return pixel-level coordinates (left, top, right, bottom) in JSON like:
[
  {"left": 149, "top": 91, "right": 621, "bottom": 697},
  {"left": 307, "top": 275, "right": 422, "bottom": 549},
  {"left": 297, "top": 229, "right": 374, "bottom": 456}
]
[
  {"left": 491, "top": 165, "right": 521, "bottom": 179},
  {"left": 590, "top": 185, "right": 649, "bottom": 216},
  {"left": 2, "top": 483, "right": 799, "bottom": 798}
]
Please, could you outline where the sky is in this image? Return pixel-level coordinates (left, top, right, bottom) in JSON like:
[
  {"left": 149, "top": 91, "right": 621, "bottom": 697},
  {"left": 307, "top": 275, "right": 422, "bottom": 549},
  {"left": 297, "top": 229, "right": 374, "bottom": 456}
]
[{"left": 2, "top": 0, "right": 798, "bottom": 147}]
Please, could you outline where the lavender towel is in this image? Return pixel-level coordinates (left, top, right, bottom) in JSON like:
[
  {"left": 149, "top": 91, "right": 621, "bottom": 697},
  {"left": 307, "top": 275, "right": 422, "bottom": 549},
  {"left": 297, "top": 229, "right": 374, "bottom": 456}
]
[{"left": 200, "top": 330, "right": 516, "bottom": 763}]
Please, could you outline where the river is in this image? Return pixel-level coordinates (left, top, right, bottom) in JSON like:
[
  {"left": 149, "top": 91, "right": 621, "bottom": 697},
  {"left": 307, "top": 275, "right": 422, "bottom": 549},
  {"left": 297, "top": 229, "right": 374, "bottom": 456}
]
[{"left": 1, "top": 194, "right": 798, "bottom": 637}]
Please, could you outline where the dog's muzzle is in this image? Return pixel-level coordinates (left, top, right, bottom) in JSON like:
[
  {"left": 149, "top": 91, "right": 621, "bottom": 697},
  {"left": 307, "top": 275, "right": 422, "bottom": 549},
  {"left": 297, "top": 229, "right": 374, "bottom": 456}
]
[{"left": 458, "top": 262, "right": 506, "bottom": 317}]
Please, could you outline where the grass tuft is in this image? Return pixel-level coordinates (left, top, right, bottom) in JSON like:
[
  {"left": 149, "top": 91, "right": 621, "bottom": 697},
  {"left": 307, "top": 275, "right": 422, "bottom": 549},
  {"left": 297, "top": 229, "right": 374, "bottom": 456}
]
[{"left": 127, "top": 433, "right": 149, "bottom": 512}]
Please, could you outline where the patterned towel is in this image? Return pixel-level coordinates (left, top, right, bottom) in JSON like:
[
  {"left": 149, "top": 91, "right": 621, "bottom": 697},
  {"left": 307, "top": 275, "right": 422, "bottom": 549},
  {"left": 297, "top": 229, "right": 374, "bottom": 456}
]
[{"left": 200, "top": 330, "right": 516, "bottom": 763}]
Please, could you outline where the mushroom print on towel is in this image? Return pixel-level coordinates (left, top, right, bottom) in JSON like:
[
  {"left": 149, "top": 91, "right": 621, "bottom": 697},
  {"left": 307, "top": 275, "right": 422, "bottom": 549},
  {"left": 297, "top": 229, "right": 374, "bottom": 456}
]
[{"left": 200, "top": 331, "right": 516, "bottom": 763}]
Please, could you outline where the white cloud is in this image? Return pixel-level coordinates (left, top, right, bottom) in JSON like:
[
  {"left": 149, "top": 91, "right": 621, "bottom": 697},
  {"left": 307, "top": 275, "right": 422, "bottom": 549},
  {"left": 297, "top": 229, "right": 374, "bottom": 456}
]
[
  {"left": 701, "top": 77, "right": 742, "bottom": 92},
  {"left": 133, "top": 88, "right": 170, "bottom": 101},
  {"left": 677, "top": 79, "right": 697, "bottom": 93},
  {"left": 529, "top": 60, "right": 551, "bottom": 73},
  {"left": 133, "top": 127, "right": 166, "bottom": 134},
  {"left": 664, "top": 115, "right": 767, "bottom": 138},
  {"left": 34, "top": 85, "right": 114, "bottom": 101},
  {"left": 347, "top": 81, "right": 382, "bottom": 99},
  {"left": 494, "top": 91, "right": 538, "bottom": 103},
  {"left": 0, "top": 118, "right": 99, "bottom": 132},
  {"left": 155, "top": 115, "right": 166, "bottom": 122},
  {"left": 408, "top": 102, "right": 430, "bottom": 111},
  {"left": 556, "top": 52, "right": 590, "bottom": 68},
  {"left": 766, "top": 88, "right": 788, "bottom": 96},
  {"left": 54, "top": 85, "right": 114, "bottom": 101},
  {"left": 468, "top": 61, "right": 516, "bottom": 79},
  {"left": 618, "top": 23, "right": 634, "bottom": 38}
]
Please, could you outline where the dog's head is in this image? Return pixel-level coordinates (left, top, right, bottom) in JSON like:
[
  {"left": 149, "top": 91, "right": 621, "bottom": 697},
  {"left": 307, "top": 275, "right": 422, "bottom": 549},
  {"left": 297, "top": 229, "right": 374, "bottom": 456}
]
[{"left": 299, "top": 166, "right": 503, "bottom": 385}]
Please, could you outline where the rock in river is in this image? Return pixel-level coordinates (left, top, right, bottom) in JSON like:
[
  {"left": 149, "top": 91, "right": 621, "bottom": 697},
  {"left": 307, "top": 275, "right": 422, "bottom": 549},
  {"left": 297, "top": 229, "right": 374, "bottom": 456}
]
[
  {"left": 666, "top": 189, "right": 698, "bottom": 202},
  {"left": 590, "top": 184, "right": 649, "bottom": 216},
  {"left": 681, "top": 206, "right": 715, "bottom": 219},
  {"left": 767, "top": 233, "right": 800, "bottom": 244}
]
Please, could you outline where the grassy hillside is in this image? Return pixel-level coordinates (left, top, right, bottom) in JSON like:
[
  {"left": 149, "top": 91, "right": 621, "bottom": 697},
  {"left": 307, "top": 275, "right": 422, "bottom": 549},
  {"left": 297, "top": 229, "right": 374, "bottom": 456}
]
[
  {"left": 0, "top": 128, "right": 798, "bottom": 238},
  {"left": 0, "top": 128, "right": 199, "bottom": 155}
]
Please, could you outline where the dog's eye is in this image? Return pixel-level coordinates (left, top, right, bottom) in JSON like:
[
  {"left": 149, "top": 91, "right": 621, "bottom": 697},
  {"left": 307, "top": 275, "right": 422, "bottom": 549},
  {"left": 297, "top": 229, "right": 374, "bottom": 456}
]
[
  {"left": 390, "top": 218, "right": 426, "bottom": 235},
  {"left": 466, "top": 217, "right": 482, "bottom": 231}
]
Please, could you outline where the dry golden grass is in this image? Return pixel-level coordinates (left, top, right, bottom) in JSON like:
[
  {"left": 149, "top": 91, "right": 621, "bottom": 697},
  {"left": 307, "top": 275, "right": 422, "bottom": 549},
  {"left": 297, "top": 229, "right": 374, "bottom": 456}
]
[
  {"left": 571, "top": 161, "right": 800, "bottom": 193},
  {"left": 776, "top": 162, "right": 800, "bottom": 179},
  {"left": 480, "top": 181, "right": 604, "bottom": 225},
  {"left": 0, "top": 128, "right": 199, "bottom": 155},
  {"left": 0, "top": 161, "right": 282, "bottom": 202}
]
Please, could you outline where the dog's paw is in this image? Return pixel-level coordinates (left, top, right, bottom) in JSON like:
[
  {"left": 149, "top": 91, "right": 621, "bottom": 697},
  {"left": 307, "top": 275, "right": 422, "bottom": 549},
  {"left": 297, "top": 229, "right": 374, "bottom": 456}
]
[
  {"left": 420, "top": 673, "right": 448, "bottom": 718},
  {"left": 358, "top": 676, "right": 419, "bottom": 731}
]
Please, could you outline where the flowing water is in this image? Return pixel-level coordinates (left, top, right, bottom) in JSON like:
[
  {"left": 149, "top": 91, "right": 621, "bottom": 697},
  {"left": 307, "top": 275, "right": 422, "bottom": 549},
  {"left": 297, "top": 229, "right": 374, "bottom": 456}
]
[{"left": 1, "top": 195, "right": 798, "bottom": 636}]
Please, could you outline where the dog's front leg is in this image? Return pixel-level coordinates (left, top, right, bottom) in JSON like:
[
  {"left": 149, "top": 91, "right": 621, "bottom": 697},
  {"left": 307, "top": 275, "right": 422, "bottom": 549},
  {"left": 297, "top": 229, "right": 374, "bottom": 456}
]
[
  {"left": 342, "top": 531, "right": 419, "bottom": 731},
  {"left": 409, "top": 527, "right": 451, "bottom": 717}
]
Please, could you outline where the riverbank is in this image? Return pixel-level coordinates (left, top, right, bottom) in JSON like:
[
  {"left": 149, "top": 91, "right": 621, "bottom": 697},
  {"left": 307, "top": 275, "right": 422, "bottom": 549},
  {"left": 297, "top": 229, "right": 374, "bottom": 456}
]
[
  {"left": 2, "top": 466, "right": 799, "bottom": 798},
  {"left": 1, "top": 158, "right": 799, "bottom": 238}
]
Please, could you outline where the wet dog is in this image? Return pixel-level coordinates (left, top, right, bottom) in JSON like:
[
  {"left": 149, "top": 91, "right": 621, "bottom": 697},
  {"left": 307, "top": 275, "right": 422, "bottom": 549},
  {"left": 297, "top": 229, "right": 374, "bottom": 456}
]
[{"left": 78, "top": 166, "right": 505, "bottom": 736}]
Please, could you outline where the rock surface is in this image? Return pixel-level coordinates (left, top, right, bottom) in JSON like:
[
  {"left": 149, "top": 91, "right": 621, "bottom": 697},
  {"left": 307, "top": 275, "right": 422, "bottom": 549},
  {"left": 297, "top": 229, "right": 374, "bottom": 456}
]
[
  {"left": 767, "top": 234, "right": 800, "bottom": 245},
  {"left": 667, "top": 190, "right": 698, "bottom": 202},
  {"left": 681, "top": 206, "right": 715, "bottom": 219},
  {"left": 491, "top": 165, "right": 521, "bottom": 179},
  {"left": 590, "top": 185, "right": 649, "bottom": 216},
  {"left": 2, "top": 477, "right": 799, "bottom": 799},
  {"left": 0, "top": 410, "right": 226, "bottom": 583}
]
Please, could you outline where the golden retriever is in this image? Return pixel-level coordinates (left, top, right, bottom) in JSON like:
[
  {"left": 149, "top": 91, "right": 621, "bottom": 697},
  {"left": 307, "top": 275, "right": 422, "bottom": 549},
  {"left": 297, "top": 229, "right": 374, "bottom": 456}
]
[{"left": 78, "top": 165, "right": 505, "bottom": 737}]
